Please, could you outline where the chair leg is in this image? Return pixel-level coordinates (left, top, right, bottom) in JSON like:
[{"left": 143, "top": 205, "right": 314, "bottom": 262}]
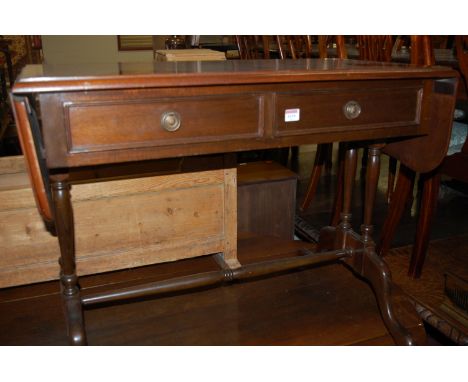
[
  {"left": 408, "top": 171, "right": 441, "bottom": 278},
  {"left": 300, "top": 143, "right": 331, "bottom": 212},
  {"left": 330, "top": 142, "right": 346, "bottom": 226},
  {"left": 386, "top": 157, "right": 397, "bottom": 204},
  {"left": 289, "top": 146, "right": 300, "bottom": 173},
  {"left": 377, "top": 164, "right": 415, "bottom": 257},
  {"left": 324, "top": 143, "right": 333, "bottom": 173}
]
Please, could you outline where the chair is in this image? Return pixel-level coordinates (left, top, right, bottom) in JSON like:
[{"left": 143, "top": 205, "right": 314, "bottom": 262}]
[
  {"left": 235, "top": 36, "right": 270, "bottom": 59},
  {"left": 377, "top": 36, "right": 462, "bottom": 278},
  {"left": 413, "top": 36, "right": 468, "bottom": 275}
]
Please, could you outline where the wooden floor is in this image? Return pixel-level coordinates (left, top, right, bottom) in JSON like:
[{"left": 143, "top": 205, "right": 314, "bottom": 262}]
[
  {"left": 0, "top": 145, "right": 467, "bottom": 345},
  {"left": 386, "top": 234, "right": 468, "bottom": 344},
  {"left": 295, "top": 145, "right": 468, "bottom": 345},
  {"left": 0, "top": 234, "right": 425, "bottom": 346}
]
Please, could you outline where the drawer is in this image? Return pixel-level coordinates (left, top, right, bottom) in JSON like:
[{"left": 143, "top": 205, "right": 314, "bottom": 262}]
[
  {"left": 64, "top": 94, "right": 264, "bottom": 154},
  {"left": 274, "top": 86, "right": 422, "bottom": 136}
]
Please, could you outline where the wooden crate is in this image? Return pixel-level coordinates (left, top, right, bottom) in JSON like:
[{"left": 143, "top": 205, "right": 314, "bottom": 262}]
[{"left": 0, "top": 156, "right": 237, "bottom": 288}]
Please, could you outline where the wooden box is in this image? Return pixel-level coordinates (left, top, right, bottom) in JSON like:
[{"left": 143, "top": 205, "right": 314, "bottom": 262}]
[
  {"left": 0, "top": 156, "right": 237, "bottom": 288},
  {"left": 237, "top": 161, "right": 298, "bottom": 240},
  {"left": 155, "top": 49, "right": 226, "bottom": 62}
]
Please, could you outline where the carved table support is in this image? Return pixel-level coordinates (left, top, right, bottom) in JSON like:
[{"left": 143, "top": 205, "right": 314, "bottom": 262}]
[
  {"left": 48, "top": 143, "right": 422, "bottom": 345},
  {"left": 51, "top": 175, "right": 87, "bottom": 345},
  {"left": 318, "top": 144, "right": 424, "bottom": 345}
]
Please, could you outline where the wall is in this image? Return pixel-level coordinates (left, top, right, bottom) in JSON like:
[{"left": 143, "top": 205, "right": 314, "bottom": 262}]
[{"left": 41, "top": 35, "right": 160, "bottom": 64}]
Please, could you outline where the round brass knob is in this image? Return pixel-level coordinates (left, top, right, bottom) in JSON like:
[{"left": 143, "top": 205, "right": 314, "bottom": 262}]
[
  {"left": 343, "top": 101, "right": 362, "bottom": 120},
  {"left": 161, "top": 111, "right": 181, "bottom": 132}
]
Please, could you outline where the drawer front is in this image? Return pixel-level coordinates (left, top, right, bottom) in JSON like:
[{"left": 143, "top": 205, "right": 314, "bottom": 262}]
[
  {"left": 274, "top": 86, "right": 422, "bottom": 136},
  {"left": 65, "top": 94, "right": 264, "bottom": 154}
]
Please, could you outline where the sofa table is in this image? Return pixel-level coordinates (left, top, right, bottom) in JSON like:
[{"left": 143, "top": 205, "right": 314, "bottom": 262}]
[{"left": 10, "top": 59, "right": 458, "bottom": 345}]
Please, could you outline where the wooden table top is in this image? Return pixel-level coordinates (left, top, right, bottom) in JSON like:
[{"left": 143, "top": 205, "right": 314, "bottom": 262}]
[{"left": 13, "top": 59, "right": 457, "bottom": 94}]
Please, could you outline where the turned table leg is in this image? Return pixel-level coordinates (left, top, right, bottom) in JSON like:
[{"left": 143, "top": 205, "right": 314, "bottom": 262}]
[
  {"left": 52, "top": 176, "right": 87, "bottom": 345},
  {"left": 340, "top": 144, "right": 358, "bottom": 230},
  {"left": 318, "top": 143, "right": 358, "bottom": 252},
  {"left": 360, "top": 146, "right": 382, "bottom": 244}
]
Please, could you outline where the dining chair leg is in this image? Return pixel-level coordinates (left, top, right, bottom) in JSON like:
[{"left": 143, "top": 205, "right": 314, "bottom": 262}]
[
  {"left": 300, "top": 143, "right": 332, "bottom": 212},
  {"left": 324, "top": 143, "right": 333, "bottom": 173},
  {"left": 330, "top": 142, "right": 346, "bottom": 226},
  {"left": 387, "top": 157, "right": 397, "bottom": 204},
  {"left": 408, "top": 171, "right": 441, "bottom": 278},
  {"left": 377, "top": 164, "right": 415, "bottom": 257}
]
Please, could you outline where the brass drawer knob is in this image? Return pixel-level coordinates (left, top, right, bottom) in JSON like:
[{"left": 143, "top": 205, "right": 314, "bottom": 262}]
[
  {"left": 343, "top": 101, "right": 362, "bottom": 120},
  {"left": 161, "top": 111, "right": 181, "bottom": 132}
]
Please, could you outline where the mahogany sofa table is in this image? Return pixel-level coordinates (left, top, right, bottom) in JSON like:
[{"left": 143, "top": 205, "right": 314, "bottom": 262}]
[{"left": 10, "top": 59, "right": 458, "bottom": 345}]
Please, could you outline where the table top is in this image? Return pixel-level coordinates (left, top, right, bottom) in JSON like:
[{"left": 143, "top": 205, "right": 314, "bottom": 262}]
[{"left": 13, "top": 59, "right": 457, "bottom": 94}]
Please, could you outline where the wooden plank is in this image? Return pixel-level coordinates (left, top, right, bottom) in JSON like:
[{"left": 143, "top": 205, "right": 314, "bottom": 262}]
[
  {"left": 0, "top": 186, "right": 37, "bottom": 211},
  {"left": 221, "top": 168, "right": 239, "bottom": 268},
  {"left": 0, "top": 155, "right": 27, "bottom": 175},
  {"left": 155, "top": 49, "right": 226, "bottom": 62},
  {"left": 0, "top": 172, "right": 30, "bottom": 191},
  {"left": 70, "top": 169, "right": 226, "bottom": 200}
]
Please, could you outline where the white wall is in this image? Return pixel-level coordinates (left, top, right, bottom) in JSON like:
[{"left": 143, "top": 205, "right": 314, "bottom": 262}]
[{"left": 41, "top": 35, "right": 155, "bottom": 64}]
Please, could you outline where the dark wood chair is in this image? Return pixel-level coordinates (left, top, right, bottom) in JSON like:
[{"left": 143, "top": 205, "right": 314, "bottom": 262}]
[{"left": 377, "top": 36, "right": 462, "bottom": 278}]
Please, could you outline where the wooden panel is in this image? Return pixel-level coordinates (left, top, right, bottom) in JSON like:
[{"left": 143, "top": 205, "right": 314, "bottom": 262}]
[
  {"left": 0, "top": 156, "right": 237, "bottom": 288},
  {"left": 0, "top": 155, "right": 26, "bottom": 174},
  {"left": 65, "top": 94, "right": 264, "bottom": 154},
  {"left": 237, "top": 161, "right": 298, "bottom": 239},
  {"left": 274, "top": 85, "right": 422, "bottom": 136},
  {"left": 221, "top": 168, "right": 239, "bottom": 268}
]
